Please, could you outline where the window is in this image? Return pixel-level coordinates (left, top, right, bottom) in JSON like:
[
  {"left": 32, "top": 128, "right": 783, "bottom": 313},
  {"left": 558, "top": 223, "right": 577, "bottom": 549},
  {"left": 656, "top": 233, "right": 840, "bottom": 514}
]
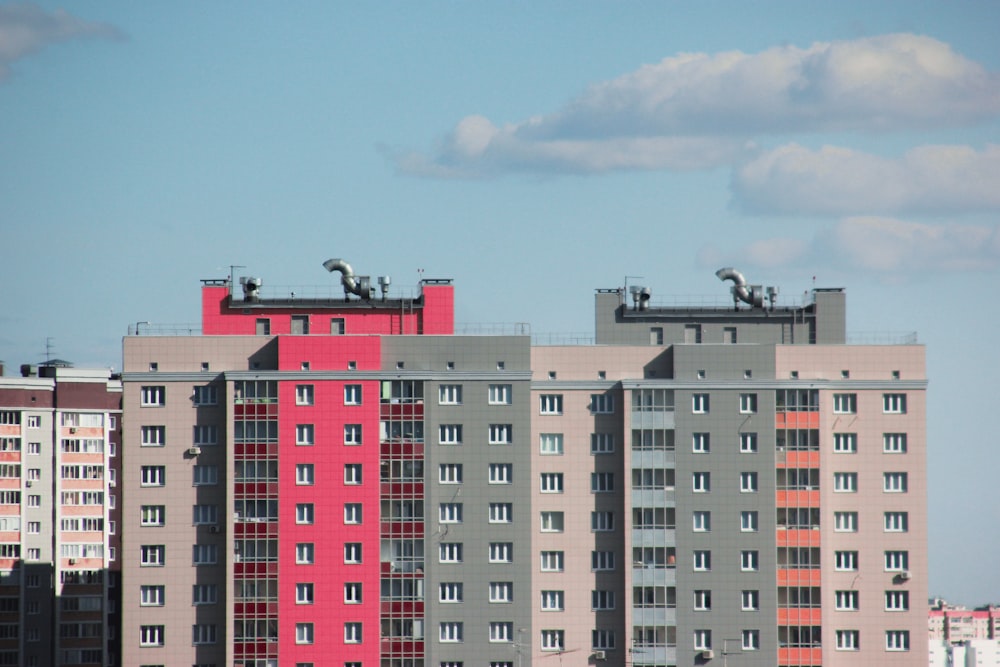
[
  {"left": 883, "top": 433, "right": 908, "bottom": 453},
  {"left": 140, "top": 386, "right": 165, "bottom": 407},
  {"left": 741, "top": 590, "right": 759, "bottom": 611},
  {"left": 192, "top": 623, "right": 217, "bottom": 645},
  {"left": 833, "top": 393, "right": 857, "bottom": 414},
  {"left": 192, "top": 544, "right": 217, "bottom": 565},
  {"left": 592, "top": 589, "right": 615, "bottom": 610},
  {"left": 489, "top": 503, "right": 513, "bottom": 524},
  {"left": 295, "top": 385, "right": 314, "bottom": 405},
  {"left": 296, "top": 424, "right": 314, "bottom": 445},
  {"left": 344, "top": 543, "right": 362, "bottom": 563},
  {"left": 489, "top": 542, "right": 513, "bottom": 563},
  {"left": 344, "top": 503, "right": 363, "bottom": 524},
  {"left": 440, "top": 622, "right": 463, "bottom": 643},
  {"left": 541, "top": 630, "right": 565, "bottom": 651},
  {"left": 836, "top": 590, "right": 860, "bottom": 611},
  {"left": 193, "top": 425, "right": 217, "bottom": 445},
  {"left": 343, "top": 424, "right": 362, "bottom": 445},
  {"left": 540, "top": 551, "right": 564, "bottom": 572},
  {"left": 440, "top": 582, "right": 463, "bottom": 603},
  {"left": 292, "top": 622, "right": 315, "bottom": 645},
  {"left": 883, "top": 393, "right": 907, "bottom": 414},
  {"left": 742, "top": 629, "right": 760, "bottom": 651},
  {"left": 192, "top": 584, "right": 217, "bottom": 605},
  {"left": 490, "top": 622, "right": 513, "bottom": 643},
  {"left": 140, "top": 466, "right": 165, "bottom": 486},
  {"left": 540, "top": 472, "right": 563, "bottom": 493},
  {"left": 591, "top": 511, "right": 614, "bottom": 532},
  {"left": 693, "top": 590, "right": 711, "bottom": 610},
  {"left": 741, "top": 511, "right": 759, "bottom": 532},
  {"left": 439, "top": 424, "right": 463, "bottom": 445},
  {"left": 439, "top": 385, "right": 463, "bottom": 405},
  {"left": 884, "top": 512, "right": 908, "bottom": 532},
  {"left": 489, "top": 424, "right": 512, "bottom": 444},
  {"left": 192, "top": 465, "right": 218, "bottom": 486},
  {"left": 740, "top": 432, "right": 758, "bottom": 453},
  {"left": 141, "top": 545, "right": 164, "bottom": 567},
  {"left": 488, "top": 463, "right": 512, "bottom": 484},
  {"left": 692, "top": 511, "right": 710, "bottom": 532},
  {"left": 296, "top": 504, "right": 314, "bottom": 524},
  {"left": 692, "top": 432, "right": 710, "bottom": 453},
  {"left": 490, "top": 582, "right": 513, "bottom": 603},
  {"left": 591, "top": 433, "right": 614, "bottom": 454},
  {"left": 590, "top": 393, "right": 614, "bottom": 414},
  {"left": 884, "top": 472, "right": 908, "bottom": 492},
  {"left": 296, "top": 583, "right": 314, "bottom": 604},
  {"left": 694, "top": 550, "right": 711, "bottom": 571},
  {"left": 740, "top": 472, "right": 758, "bottom": 493},
  {"left": 439, "top": 463, "right": 463, "bottom": 484},
  {"left": 539, "top": 433, "right": 563, "bottom": 455},
  {"left": 834, "top": 511, "right": 858, "bottom": 532},
  {"left": 439, "top": 503, "right": 463, "bottom": 524},
  {"left": 540, "top": 512, "right": 564, "bottom": 533},
  {"left": 27, "top": 415, "right": 40, "bottom": 428},
  {"left": 296, "top": 464, "right": 315, "bottom": 485},
  {"left": 192, "top": 504, "right": 218, "bottom": 525},
  {"left": 835, "top": 550, "right": 859, "bottom": 571},
  {"left": 885, "top": 630, "right": 910, "bottom": 651},
  {"left": 140, "top": 506, "right": 165, "bottom": 527},
  {"left": 740, "top": 550, "right": 758, "bottom": 571},
  {"left": 344, "top": 384, "right": 362, "bottom": 405},
  {"left": 539, "top": 394, "right": 563, "bottom": 414},
  {"left": 739, "top": 393, "right": 758, "bottom": 414},
  {"left": 139, "top": 625, "right": 165, "bottom": 647},
  {"left": 192, "top": 386, "right": 217, "bottom": 406},
  {"left": 591, "top": 472, "right": 614, "bottom": 493},
  {"left": 140, "top": 585, "right": 164, "bottom": 606},
  {"left": 27, "top": 441, "right": 40, "bottom": 454},
  {"left": 344, "top": 582, "right": 362, "bottom": 604},
  {"left": 692, "top": 472, "right": 710, "bottom": 493},
  {"left": 692, "top": 394, "right": 709, "bottom": 413},
  {"left": 297, "top": 543, "right": 315, "bottom": 564},
  {"left": 694, "top": 629, "right": 712, "bottom": 651},
  {"left": 140, "top": 425, "right": 165, "bottom": 447},
  {"left": 344, "top": 464, "right": 362, "bottom": 485},
  {"left": 836, "top": 630, "right": 860, "bottom": 651},
  {"left": 884, "top": 550, "right": 909, "bottom": 571},
  {"left": 439, "top": 543, "right": 463, "bottom": 563},
  {"left": 591, "top": 551, "right": 615, "bottom": 571},
  {"left": 834, "top": 433, "right": 857, "bottom": 453},
  {"left": 834, "top": 472, "right": 858, "bottom": 492},
  {"left": 489, "top": 384, "right": 512, "bottom": 405},
  {"left": 344, "top": 622, "right": 362, "bottom": 644},
  {"left": 593, "top": 629, "right": 616, "bottom": 650},
  {"left": 885, "top": 590, "right": 909, "bottom": 611}
]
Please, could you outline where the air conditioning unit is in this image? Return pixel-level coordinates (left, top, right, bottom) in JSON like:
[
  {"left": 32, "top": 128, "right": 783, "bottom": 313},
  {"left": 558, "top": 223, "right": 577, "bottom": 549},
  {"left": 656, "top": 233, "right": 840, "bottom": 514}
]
[
  {"left": 69, "top": 427, "right": 77, "bottom": 434},
  {"left": 593, "top": 650, "right": 607, "bottom": 660},
  {"left": 701, "top": 649, "right": 715, "bottom": 660},
  {"left": 899, "top": 570, "right": 912, "bottom": 581},
  {"left": 25, "top": 480, "right": 32, "bottom": 488},
  {"left": 188, "top": 446, "right": 202, "bottom": 456},
  {"left": 209, "top": 525, "right": 221, "bottom": 534},
  {"left": 69, "top": 558, "right": 77, "bottom": 565}
]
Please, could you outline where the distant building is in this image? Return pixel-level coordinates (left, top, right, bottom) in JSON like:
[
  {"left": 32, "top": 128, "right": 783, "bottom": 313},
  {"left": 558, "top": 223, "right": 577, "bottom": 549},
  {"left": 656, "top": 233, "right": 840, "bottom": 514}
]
[
  {"left": 119, "top": 261, "right": 927, "bottom": 667},
  {"left": 0, "top": 361, "right": 122, "bottom": 667}
]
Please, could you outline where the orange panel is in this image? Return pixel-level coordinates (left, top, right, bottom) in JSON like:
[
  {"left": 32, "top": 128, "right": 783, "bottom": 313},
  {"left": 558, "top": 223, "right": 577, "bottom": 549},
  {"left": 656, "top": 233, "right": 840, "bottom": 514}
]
[
  {"left": 778, "top": 647, "right": 822, "bottom": 665},
  {"left": 778, "top": 607, "right": 822, "bottom": 624},
  {"left": 776, "top": 451, "right": 821, "bottom": 468},
  {"left": 775, "top": 412, "right": 820, "bottom": 429},
  {"left": 776, "top": 490, "right": 820, "bottom": 506},
  {"left": 776, "top": 529, "right": 821, "bottom": 547},
  {"left": 777, "top": 569, "right": 822, "bottom": 586}
]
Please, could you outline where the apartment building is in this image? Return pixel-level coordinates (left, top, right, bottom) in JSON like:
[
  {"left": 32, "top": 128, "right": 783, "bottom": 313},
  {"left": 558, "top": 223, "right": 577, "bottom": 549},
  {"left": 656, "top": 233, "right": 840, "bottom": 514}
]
[
  {"left": 0, "top": 361, "right": 122, "bottom": 667},
  {"left": 120, "top": 261, "right": 926, "bottom": 667}
]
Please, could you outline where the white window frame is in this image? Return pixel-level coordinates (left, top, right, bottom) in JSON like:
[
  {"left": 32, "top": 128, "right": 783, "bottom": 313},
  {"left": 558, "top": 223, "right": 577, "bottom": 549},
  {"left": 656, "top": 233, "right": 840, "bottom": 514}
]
[
  {"left": 692, "top": 432, "right": 710, "bottom": 453},
  {"left": 296, "top": 464, "right": 314, "bottom": 486},
  {"left": 590, "top": 433, "right": 614, "bottom": 454},
  {"left": 692, "top": 394, "right": 709, "bottom": 414},
  {"left": 192, "top": 385, "right": 217, "bottom": 406},
  {"left": 591, "top": 472, "right": 614, "bottom": 493},
  {"left": 884, "top": 550, "right": 909, "bottom": 572},
  {"left": 740, "top": 471, "right": 758, "bottom": 493},
  {"left": 592, "top": 590, "right": 615, "bottom": 610},
  {"left": 344, "top": 582, "right": 362, "bottom": 604},
  {"left": 489, "top": 503, "right": 513, "bottom": 524},
  {"left": 296, "top": 503, "right": 314, "bottom": 525},
  {"left": 489, "top": 463, "right": 512, "bottom": 484},
  {"left": 296, "top": 583, "right": 314, "bottom": 605},
  {"left": 833, "top": 393, "right": 857, "bottom": 414},
  {"left": 693, "top": 589, "right": 711, "bottom": 611},
  {"left": 692, "top": 471, "right": 710, "bottom": 493},
  {"left": 439, "top": 463, "right": 463, "bottom": 484},
  {"left": 540, "top": 511, "right": 564, "bottom": 533},
  {"left": 541, "top": 629, "right": 565, "bottom": 652},
  {"left": 740, "top": 550, "right": 758, "bottom": 572},
  {"left": 140, "top": 425, "right": 165, "bottom": 447},
  {"left": 439, "top": 622, "right": 463, "bottom": 643},
  {"left": 834, "top": 432, "right": 857, "bottom": 453},
  {"left": 439, "top": 582, "right": 463, "bottom": 603},
  {"left": 741, "top": 590, "right": 759, "bottom": 611},
  {"left": 439, "top": 503, "right": 463, "bottom": 524},
  {"left": 694, "top": 629, "right": 712, "bottom": 651},
  {"left": 885, "top": 630, "right": 910, "bottom": 651},
  {"left": 488, "top": 384, "right": 512, "bottom": 405},
  {"left": 344, "top": 384, "right": 362, "bottom": 405},
  {"left": 742, "top": 629, "right": 760, "bottom": 651},
  {"left": 344, "top": 503, "right": 363, "bottom": 524},
  {"left": 692, "top": 511, "right": 710, "bottom": 532},
  {"left": 741, "top": 511, "right": 758, "bottom": 532},
  {"left": 439, "top": 543, "right": 463, "bottom": 563},
  {"left": 296, "top": 424, "right": 314, "bottom": 446},
  {"left": 438, "top": 424, "right": 463, "bottom": 445},
  {"left": 343, "top": 424, "right": 362, "bottom": 445},
  {"left": 344, "top": 463, "right": 362, "bottom": 485},
  {"left": 490, "top": 622, "right": 514, "bottom": 643},
  {"left": 835, "top": 590, "right": 859, "bottom": 611},
  {"left": 540, "top": 433, "right": 563, "bottom": 455},
  {"left": 590, "top": 393, "right": 614, "bottom": 414},
  {"left": 297, "top": 542, "right": 315, "bottom": 564},
  {"left": 884, "top": 512, "right": 908, "bottom": 532},
  {"left": 835, "top": 550, "right": 859, "bottom": 572},
  {"left": 833, "top": 472, "right": 858, "bottom": 493},
  {"left": 591, "top": 511, "right": 614, "bottom": 532},
  {"left": 439, "top": 384, "right": 463, "bottom": 405},
  {"left": 140, "top": 505, "right": 165, "bottom": 527},
  {"left": 740, "top": 432, "right": 757, "bottom": 453},
  {"left": 836, "top": 630, "right": 860, "bottom": 651},
  {"left": 882, "top": 393, "right": 907, "bottom": 414},
  {"left": 693, "top": 550, "right": 711, "bottom": 571},
  {"left": 139, "top": 585, "right": 164, "bottom": 606},
  {"left": 140, "top": 386, "right": 165, "bottom": 407},
  {"left": 344, "top": 622, "right": 362, "bottom": 644},
  {"left": 883, "top": 472, "right": 908, "bottom": 493},
  {"left": 489, "top": 581, "right": 513, "bottom": 603},
  {"left": 139, "top": 625, "right": 165, "bottom": 647},
  {"left": 885, "top": 590, "right": 909, "bottom": 611},
  {"left": 883, "top": 433, "right": 907, "bottom": 453},
  {"left": 739, "top": 393, "right": 757, "bottom": 414},
  {"left": 540, "top": 472, "right": 563, "bottom": 493},
  {"left": 344, "top": 543, "right": 362, "bottom": 564},
  {"left": 489, "top": 424, "right": 512, "bottom": 444},
  {"left": 591, "top": 551, "right": 615, "bottom": 571},
  {"left": 834, "top": 511, "right": 858, "bottom": 532},
  {"left": 540, "top": 551, "right": 564, "bottom": 572},
  {"left": 295, "top": 384, "right": 314, "bottom": 406},
  {"left": 539, "top": 394, "right": 563, "bottom": 415},
  {"left": 140, "top": 465, "right": 165, "bottom": 487},
  {"left": 593, "top": 629, "right": 616, "bottom": 650}
]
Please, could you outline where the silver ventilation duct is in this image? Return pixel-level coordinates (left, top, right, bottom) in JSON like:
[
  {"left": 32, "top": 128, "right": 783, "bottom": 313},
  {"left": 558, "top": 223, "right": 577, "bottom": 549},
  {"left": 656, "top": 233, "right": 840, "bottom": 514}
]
[
  {"left": 323, "top": 258, "right": 373, "bottom": 300},
  {"left": 716, "top": 267, "right": 764, "bottom": 308}
]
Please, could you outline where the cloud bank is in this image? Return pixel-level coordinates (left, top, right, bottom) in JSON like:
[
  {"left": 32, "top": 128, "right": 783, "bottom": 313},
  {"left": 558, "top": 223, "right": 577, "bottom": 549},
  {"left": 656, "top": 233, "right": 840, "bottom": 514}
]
[
  {"left": 397, "top": 34, "right": 1000, "bottom": 177},
  {"left": 0, "top": 3, "right": 122, "bottom": 81}
]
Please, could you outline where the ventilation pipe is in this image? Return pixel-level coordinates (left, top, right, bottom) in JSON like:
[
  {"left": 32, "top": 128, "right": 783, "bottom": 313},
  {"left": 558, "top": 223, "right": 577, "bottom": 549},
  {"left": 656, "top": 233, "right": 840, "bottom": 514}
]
[
  {"left": 323, "top": 258, "right": 372, "bottom": 300},
  {"left": 716, "top": 267, "right": 763, "bottom": 308}
]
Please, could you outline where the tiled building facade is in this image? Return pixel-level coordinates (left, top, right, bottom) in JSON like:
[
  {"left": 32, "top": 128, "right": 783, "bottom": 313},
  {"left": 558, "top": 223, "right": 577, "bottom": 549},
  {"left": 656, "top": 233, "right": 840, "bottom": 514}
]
[{"left": 119, "top": 264, "right": 927, "bottom": 667}]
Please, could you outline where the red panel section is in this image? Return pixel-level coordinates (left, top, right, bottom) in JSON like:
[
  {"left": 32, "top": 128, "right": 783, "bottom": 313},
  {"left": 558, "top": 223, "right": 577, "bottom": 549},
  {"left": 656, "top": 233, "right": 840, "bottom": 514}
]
[
  {"left": 277, "top": 336, "right": 382, "bottom": 371},
  {"left": 776, "top": 451, "right": 821, "bottom": 468},
  {"left": 419, "top": 284, "right": 454, "bottom": 334},
  {"left": 777, "top": 569, "right": 822, "bottom": 586},
  {"left": 776, "top": 529, "right": 821, "bottom": 547},
  {"left": 778, "top": 647, "right": 822, "bottom": 665},
  {"left": 776, "top": 490, "right": 821, "bottom": 507},
  {"left": 277, "top": 377, "right": 382, "bottom": 665},
  {"left": 775, "top": 412, "right": 820, "bottom": 429}
]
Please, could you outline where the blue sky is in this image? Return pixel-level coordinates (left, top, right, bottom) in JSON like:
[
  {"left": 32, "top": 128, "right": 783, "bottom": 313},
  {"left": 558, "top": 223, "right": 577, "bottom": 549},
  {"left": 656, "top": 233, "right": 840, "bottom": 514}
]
[{"left": 1, "top": 1, "right": 997, "bottom": 605}]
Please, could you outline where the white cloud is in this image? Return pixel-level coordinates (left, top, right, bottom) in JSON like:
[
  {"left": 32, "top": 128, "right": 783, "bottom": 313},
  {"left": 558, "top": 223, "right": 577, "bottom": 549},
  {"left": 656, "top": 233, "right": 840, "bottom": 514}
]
[
  {"left": 733, "top": 143, "right": 1000, "bottom": 216},
  {"left": 397, "top": 34, "right": 1000, "bottom": 177},
  {"left": 0, "top": 3, "right": 122, "bottom": 81}
]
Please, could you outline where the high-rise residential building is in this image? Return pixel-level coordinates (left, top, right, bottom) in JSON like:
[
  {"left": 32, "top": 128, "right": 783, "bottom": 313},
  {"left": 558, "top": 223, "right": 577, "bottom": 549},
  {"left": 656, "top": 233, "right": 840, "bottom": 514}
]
[
  {"left": 0, "top": 361, "right": 122, "bottom": 667},
  {"left": 120, "top": 261, "right": 927, "bottom": 667}
]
